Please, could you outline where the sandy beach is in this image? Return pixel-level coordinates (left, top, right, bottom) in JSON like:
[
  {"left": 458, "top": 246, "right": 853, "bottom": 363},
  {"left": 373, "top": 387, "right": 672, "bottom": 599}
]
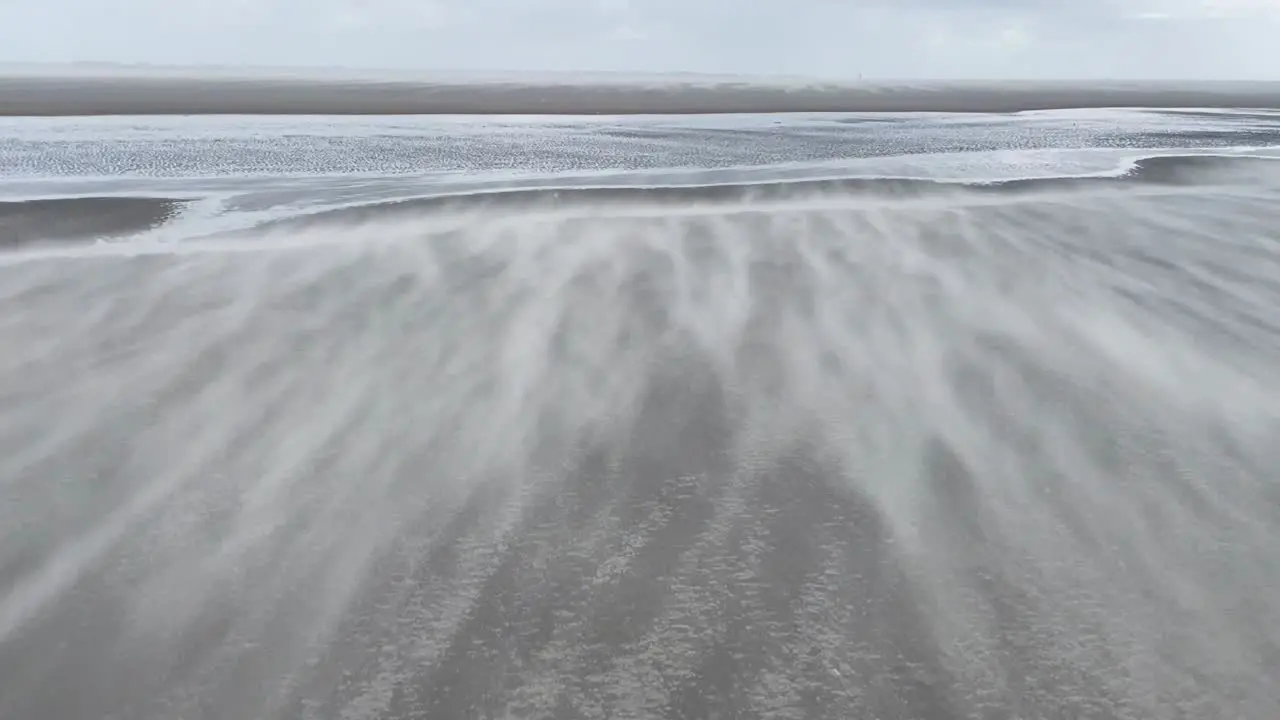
[{"left": 3, "top": 103, "right": 1280, "bottom": 720}]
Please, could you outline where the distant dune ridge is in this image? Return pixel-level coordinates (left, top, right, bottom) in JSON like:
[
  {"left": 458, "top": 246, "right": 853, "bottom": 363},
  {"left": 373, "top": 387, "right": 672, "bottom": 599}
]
[{"left": 2, "top": 67, "right": 1280, "bottom": 115}]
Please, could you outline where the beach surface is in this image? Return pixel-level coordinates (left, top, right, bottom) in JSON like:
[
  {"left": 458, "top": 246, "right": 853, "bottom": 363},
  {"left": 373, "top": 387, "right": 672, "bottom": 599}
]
[{"left": 2, "top": 106, "right": 1280, "bottom": 720}]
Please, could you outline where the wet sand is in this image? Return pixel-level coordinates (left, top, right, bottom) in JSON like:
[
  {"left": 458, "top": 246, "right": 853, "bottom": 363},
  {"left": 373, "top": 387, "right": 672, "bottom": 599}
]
[
  {"left": 4, "top": 74, "right": 1280, "bottom": 115},
  {"left": 0, "top": 197, "right": 185, "bottom": 246}
]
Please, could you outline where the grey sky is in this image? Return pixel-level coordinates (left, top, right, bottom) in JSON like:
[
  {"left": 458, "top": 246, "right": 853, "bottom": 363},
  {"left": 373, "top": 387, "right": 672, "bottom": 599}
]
[{"left": 0, "top": 0, "right": 1277, "bottom": 79}]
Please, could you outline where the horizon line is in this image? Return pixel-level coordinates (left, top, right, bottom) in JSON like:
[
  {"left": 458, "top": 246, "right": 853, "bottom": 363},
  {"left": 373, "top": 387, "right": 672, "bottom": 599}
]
[{"left": 2, "top": 62, "right": 1280, "bottom": 87}]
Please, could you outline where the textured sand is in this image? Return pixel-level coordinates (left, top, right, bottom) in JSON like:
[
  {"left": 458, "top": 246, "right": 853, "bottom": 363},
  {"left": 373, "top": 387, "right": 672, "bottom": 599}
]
[{"left": 3, "top": 103, "right": 1280, "bottom": 720}]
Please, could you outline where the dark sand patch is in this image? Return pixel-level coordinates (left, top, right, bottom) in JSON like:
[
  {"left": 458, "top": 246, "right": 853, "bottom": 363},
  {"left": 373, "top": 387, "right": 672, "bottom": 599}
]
[
  {"left": 3, "top": 76, "right": 1280, "bottom": 116},
  {"left": 0, "top": 197, "right": 186, "bottom": 247}
]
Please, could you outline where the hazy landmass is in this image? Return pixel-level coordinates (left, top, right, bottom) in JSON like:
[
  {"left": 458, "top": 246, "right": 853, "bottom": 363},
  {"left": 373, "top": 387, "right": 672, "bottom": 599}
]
[{"left": 2, "top": 67, "right": 1280, "bottom": 115}]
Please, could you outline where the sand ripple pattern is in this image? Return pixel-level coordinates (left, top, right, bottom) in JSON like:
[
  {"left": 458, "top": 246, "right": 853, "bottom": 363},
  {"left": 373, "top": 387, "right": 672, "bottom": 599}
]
[{"left": 2, "top": 169, "right": 1280, "bottom": 720}]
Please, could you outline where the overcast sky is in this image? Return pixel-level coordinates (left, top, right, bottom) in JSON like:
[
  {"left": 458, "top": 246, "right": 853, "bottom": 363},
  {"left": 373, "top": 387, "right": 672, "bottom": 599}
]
[{"left": 0, "top": 0, "right": 1277, "bottom": 80}]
